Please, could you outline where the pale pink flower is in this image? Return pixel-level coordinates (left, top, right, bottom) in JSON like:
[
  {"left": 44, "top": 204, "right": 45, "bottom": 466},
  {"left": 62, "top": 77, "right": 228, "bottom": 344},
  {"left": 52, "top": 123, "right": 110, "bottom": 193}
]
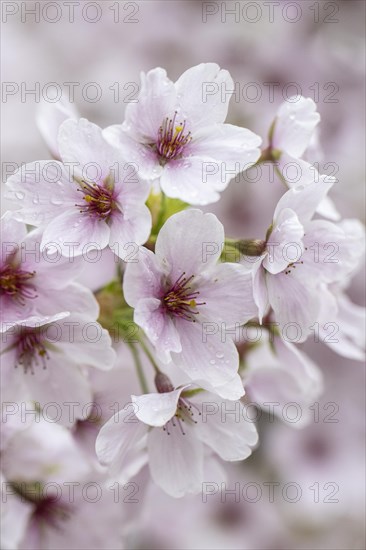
[
  {"left": 96, "top": 372, "right": 258, "bottom": 498},
  {"left": 1, "top": 418, "right": 124, "bottom": 550},
  {"left": 36, "top": 97, "right": 78, "bottom": 160},
  {"left": 0, "top": 213, "right": 97, "bottom": 330},
  {"left": 250, "top": 175, "right": 361, "bottom": 341},
  {"left": 6, "top": 118, "right": 151, "bottom": 259},
  {"left": 105, "top": 63, "right": 262, "bottom": 205},
  {"left": 1, "top": 313, "right": 116, "bottom": 425},
  {"left": 123, "top": 209, "right": 257, "bottom": 399}
]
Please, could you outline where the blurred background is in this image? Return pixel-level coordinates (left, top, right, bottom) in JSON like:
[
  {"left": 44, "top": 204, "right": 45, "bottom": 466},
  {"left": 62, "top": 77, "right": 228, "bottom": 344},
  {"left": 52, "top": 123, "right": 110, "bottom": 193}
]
[{"left": 1, "top": 1, "right": 365, "bottom": 548}]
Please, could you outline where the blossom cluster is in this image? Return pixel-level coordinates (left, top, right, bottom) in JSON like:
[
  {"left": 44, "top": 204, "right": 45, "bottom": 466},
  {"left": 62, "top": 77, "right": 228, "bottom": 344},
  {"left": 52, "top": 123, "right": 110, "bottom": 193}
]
[{"left": 1, "top": 63, "right": 365, "bottom": 548}]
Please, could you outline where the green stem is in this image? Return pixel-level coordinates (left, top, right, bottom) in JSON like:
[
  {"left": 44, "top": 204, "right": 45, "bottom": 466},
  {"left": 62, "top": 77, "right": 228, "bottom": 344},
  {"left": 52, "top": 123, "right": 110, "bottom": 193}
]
[
  {"left": 129, "top": 343, "right": 149, "bottom": 394},
  {"left": 138, "top": 337, "right": 161, "bottom": 374}
]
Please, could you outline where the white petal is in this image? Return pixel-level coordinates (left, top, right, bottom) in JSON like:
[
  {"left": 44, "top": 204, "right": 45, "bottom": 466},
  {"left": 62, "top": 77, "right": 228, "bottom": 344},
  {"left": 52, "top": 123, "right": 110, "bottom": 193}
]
[
  {"left": 124, "top": 68, "right": 177, "bottom": 140},
  {"left": 5, "top": 161, "right": 76, "bottom": 226},
  {"left": 191, "top": 123, "right": 261, "bottom": 171},
  {"left": 123, "top": 247, "right": 166, "bottom": 306},
  {"left": 133, "top": 297, "right": 182, "bottom": 363},
  {"left": 266, "top": 271, "right": 320, "bottom": 342},
  {"left": 147, "top": 424, "right": 204, "bottom": 498},
  {"left": 155, "top": 209, "right": 224, "bottom": 280},
  {"left": 194, "top": 393, "right": 258, "bottom": 460},
  {"left": 274, "top": 172, "right": 334, "bottom": 225},
  {"left": 273, "top": 96, "right": 320, "bottom": 158},
  {"left": 263, "top": 208, "right": 304, "bottom": 275},
  {"left": 160, "top": 156, "right": 224, "bottom": 205},
  {"left": 173, "top": 321, "right": 241, "bottom": 390},
  {"left": 132, "top": 386, "right": 188, "bottom": 427},
  {"left": 95, "top": 405, "right": 147, "bottom": 477},
  {"left": 58, "top": 118, "right": 122, "bottom": 181},
  {"left": 41, "top": 209, "right": 110, "bottom": 257},
  {"left": 175, "top": 63, "right": 233, "bottom": 127},
  {"left": 199, "top": 262, "right": 257, "bottom": 325},
  {"left": 36, "top": 98, "right": 78, "bottom": 159}
]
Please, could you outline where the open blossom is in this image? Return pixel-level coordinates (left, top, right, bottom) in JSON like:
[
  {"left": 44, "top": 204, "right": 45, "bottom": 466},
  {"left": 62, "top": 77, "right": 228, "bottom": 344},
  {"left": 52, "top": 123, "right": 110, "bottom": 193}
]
[
  {"left": 123, "top": 209, "right": 257, "bottom": 399},
  {"left": 105, "top": 63, "right": 262, "bottom": 205},
  {"left": 6, "top": 118, "right": 152, "bottom": 259},
  {"left": 36, "top": 98, "right": 78, "bottom": 160},
  {"left": 1, "top": 418, "right": 124, "bottom": 550},
  {"left": 249, "top": 175, "right": 362, "bottom": 341},
  {"left": 0, "top": 213, "right": 97, "bottom": 330},
  {"left": 1, "top": 313, "right": 116, "bottom": 426},
  {"left": 96, "top": 372, "right": 258, "bottom": 498}
]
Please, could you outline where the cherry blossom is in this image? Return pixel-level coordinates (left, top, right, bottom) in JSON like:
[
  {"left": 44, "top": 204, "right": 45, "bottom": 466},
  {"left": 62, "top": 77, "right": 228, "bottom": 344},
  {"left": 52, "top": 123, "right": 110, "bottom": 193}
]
[
  {"left": 123, "top": 209, "right": 257, "bottom": 399},
  {"left": 6, "top": 118, "right": 152, "bottom": 259},
  {"left": 105, "top": 63, "right": 262, "bottom": 205},
  {"left": 96, "top": 372, "right": 258, "bottom": 498}
]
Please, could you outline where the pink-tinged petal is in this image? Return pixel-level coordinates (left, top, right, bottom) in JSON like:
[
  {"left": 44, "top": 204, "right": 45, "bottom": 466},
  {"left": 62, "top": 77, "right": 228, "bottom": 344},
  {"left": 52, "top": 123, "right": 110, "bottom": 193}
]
[
  {"left": 199, "top": 263, "right": 257, "bottom": 325},
  {"left": 108, "top": 208, "right": 151, "bottom": 260},
  {"left": 156, "top": 209, "right": 224, "bottom": 280},
  {"left": 302, "top": 219, "right": 346, "bottom": 282},
  {"left": 337, "top": 218, "right": 365, "bottom": 274},
  {"left": 273, "top": 96, "right": 320, "bottom": 158},
  {"left": 132, "top": 386, "right": 189, "bottom": 427},
  {"left": 263, "top": 208, "right": 304, "bottom": 275},
  {"left": 5, "top": 161, "right": 76, "bottom": 226},
  {"left": 279, "top": 156, "right": 340, "bottom": 220},
  {"left": 3, "top": 312, "right": 70, "bottom": 332},
  {"left": 96, "top": 405, "right": 148, "bottom": 478},
  {"left": 58, "top": 118, "right": 122, "bottom": 181},
  {"left": 123, "top": 248, "right": 166, "bottom": 306},
  {"left": 246, "top": 337, "right": 323, "bottom": 427},
  {"left": 173, "top": 321, "right": 240, "bottom": 389},
  {"left": 133, "top": 297, "right": 182, "bottom": 363},
  {"left": 198, "top": 373, "right": 245, "bottom": 401},
  {"left": 147, "top": 424, "right": 204, "bottom": 498},
  {"left": 193, "top": 394, "right": 258, "bottom": 460},
  {"left": 274, "top": 173, "right": 334, "bottom": 225},
  {"left": 35, "top": 283, "right": 99, "bottom": 320},
  {"left": 160, "top": 156, "right": 224, "bottom": 205},
  {"left": 321, "top": 292, "right": 365, "bottom": 361},
  {"left": 103, "top": 125, "right": 161, "bottom": 180},
  {"left": 266, "top": 271, "right": 320, "bottom": 342},
  {"left": 40, "top": 209, "right": 110, "bottom": 257},
  {"left": 0, "top": 213, "right": 27, "bottom": 266},
  {"left": 25, "top": 358, "right": 93, "bottom": 427},
  {"left": 36, "top": 98, "right": 78, "bottom": 160},
  {"left": 175, "top": 63, "right": 233, "bottom": 127},
  {"left": 124, "top": 68, "right": 178, "bottom": 141},
  {"left": 191, "top": 123, "right": 261, "bottom": 172},
  {"left": 315, "top": 195, "right": 341, "bottom": 221},
  {"left": 252, "top": 258, "right": 269, "bottom": 323},
  {"left": 58, "top": 318, "right": 116, "bottom": 370}
]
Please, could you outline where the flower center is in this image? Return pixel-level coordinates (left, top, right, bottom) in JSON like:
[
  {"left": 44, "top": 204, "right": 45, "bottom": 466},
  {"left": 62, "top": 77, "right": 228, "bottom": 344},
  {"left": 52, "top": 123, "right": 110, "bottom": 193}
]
[
  {"left": 76, "top": 179, "right": 116, "bottom": 220},
  {"left": 163, "top": 272, "right": 205, "bottom": 322},
  {"left": 10, "top": 482, "right": 71, "bottom": 529},
  {"left": 156, "top": 111, "right": 192, "bottom": 163},
  {"left": 0, "top": 265, "right": 37, "bottom": 304},
  {"left": 15, "top": 329, "right": 50, "bottom": 374}
]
